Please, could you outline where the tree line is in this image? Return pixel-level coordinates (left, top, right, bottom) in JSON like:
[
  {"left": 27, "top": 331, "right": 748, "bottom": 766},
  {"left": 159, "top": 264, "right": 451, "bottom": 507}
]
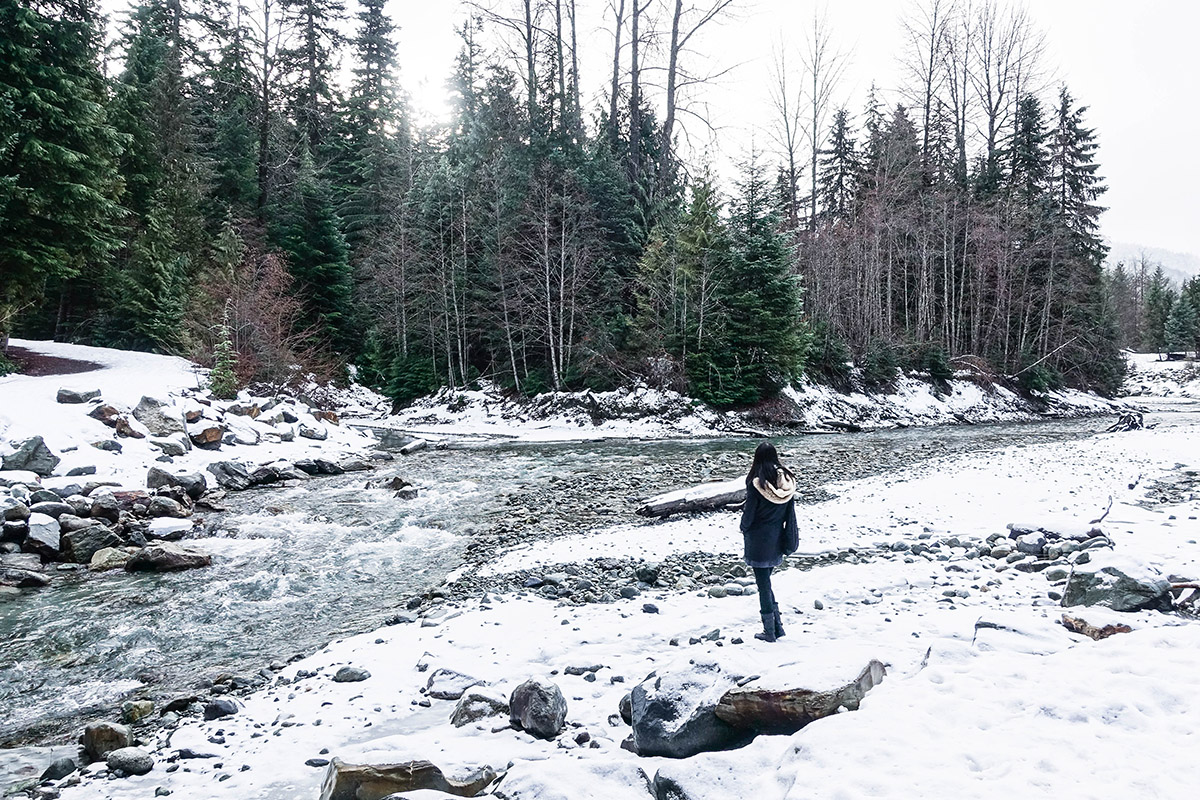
[
  {"left": 1106, "top": 257, "right": 1200, "bottom": 357},
  {"left": 1, "top": 0, "right": 1128, "bottom": 404}
]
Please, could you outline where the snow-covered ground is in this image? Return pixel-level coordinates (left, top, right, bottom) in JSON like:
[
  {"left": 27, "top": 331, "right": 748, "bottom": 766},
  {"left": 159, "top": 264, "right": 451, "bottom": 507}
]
[
  {"left": 35, "top": 399, "right": 1200, "bottom": 797},
  {"left": 4, "top": 341, "right": 1198, "bottom": 798},
  {"left": 1123, "top": 351, "right": 1200, "bottom": 399}
]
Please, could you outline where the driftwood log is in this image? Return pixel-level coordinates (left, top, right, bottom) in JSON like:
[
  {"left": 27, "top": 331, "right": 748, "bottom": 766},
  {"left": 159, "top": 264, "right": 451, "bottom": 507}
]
[
  {"left": 319, "top": 758, "right": 498, "bottom": 800},
  {"left": 1061, "top": 614, "right": 1132, "bottom": 641},
  {"left": 636, "top": 479, "right": 745, "bottom": 518}
]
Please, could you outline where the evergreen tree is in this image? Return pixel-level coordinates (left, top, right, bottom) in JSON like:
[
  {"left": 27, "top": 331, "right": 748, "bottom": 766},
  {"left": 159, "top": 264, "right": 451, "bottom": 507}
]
[
  {"left": 1164, "top": 295, "right": 1198, "bottom": 355},
  {"left": 1142, "top": 266, "right": 1175, "bottom": 354},
  {"left": 281, "top": 0, "right": 344, "bottom": 154},
  {"left": 0, "top": 0, "right": 123, "bottom": 349},
  {"left": 689, "top": 152, "right": 808, "bottom": 407},
  {"left": 270, "top": 147, "right": 352, "bottom": 351},
  {"left": 205, "top": 0, "right": 259, "bottom": 216},
  {"left": 819, "top": 108, "right": 859, "bottom": 222}
]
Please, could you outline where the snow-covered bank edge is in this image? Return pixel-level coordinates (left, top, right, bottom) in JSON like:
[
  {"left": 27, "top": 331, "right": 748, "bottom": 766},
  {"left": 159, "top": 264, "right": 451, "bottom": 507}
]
[{"left": 379, "top": 370, "right": 1128, "bottom": 444}]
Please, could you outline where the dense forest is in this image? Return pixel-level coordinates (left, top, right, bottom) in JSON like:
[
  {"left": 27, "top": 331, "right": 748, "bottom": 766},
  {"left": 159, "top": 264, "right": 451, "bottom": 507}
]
[{"left": 3, "top": 0, "right": 1190, "bottom": 406}]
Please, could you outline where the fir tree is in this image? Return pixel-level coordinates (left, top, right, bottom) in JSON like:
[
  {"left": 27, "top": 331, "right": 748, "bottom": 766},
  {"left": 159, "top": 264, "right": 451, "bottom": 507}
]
[
  {"left": 1142, "top": 266, "right": 1175, "bottom": 354},
  {"left": 1164, "top": 295, "right": 1198, "bottom": 355},
  {"left": 270, "top": 147, "right": 353, "bottom": 351},
  {"left": 0, "top": 0, "right": 123, "bottom": 349},
  {"left": 819, "top": 108, "right": 859, "bottom": 222},
  {"left": 690, "top": 152, "right": 808, "bottom": 407}
]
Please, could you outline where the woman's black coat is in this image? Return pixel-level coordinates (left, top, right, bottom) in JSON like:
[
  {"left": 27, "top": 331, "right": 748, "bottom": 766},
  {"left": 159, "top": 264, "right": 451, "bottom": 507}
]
[{"left": 739, "top": 480, "right": 799, "bottom": 569}]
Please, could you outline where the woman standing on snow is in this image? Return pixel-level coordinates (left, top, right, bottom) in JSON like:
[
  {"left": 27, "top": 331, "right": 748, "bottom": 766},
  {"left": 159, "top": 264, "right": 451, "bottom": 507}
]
[{"left": 739, "top": 441, "right": 799, "bottom": 642}]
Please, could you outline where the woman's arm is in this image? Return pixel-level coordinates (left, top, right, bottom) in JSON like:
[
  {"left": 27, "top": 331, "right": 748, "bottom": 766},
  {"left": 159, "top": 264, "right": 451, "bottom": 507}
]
[{"left": 740, "top": 482, "right": 758, "bottom": 532}]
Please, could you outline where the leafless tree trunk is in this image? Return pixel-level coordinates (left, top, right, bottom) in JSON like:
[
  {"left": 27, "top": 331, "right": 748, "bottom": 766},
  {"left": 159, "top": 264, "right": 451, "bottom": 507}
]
[{"left": 801, "top": 10, "right": 847, "bottom": 230}]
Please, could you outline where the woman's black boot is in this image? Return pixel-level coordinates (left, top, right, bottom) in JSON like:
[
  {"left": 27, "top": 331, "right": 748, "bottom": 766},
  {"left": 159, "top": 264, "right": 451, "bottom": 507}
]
[
  {"left": 754, "top": 613, "right": 777, "bottom": 642},
  {"left": 773, "top": 602, "right": 786, "bottom": 638}
]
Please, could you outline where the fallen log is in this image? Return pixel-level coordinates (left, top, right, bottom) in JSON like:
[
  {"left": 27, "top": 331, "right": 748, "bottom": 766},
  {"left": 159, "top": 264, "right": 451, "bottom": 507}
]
[
  {"left": 1061, "top": 614, "right": 1132, "bottom": 641},
  {"left": 636, "top": 478, "right": 745, "bottom": 518}
]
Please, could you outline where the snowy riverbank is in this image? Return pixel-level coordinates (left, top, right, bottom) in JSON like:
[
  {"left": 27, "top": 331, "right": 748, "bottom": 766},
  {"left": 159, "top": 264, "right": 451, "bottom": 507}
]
[
  {"left": 23, "top": 393, "right": 1199, "bottom": 799},
  {"left": 3, "top": 340, "right": 1197, "bottom": 798}
]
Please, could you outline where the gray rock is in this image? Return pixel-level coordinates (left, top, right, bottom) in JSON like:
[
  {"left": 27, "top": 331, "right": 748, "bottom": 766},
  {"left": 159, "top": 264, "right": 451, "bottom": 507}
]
[
  {"left": 990, "top": 544, "right": 1014, "bottom": 559},
  {"left": 89, "top": 492, "right": 120, "bottom": 523},
  {"left": 0, "top": 566, "right": 50, "bottom": 587},
  {"left": 339, "top": 458, "right": 372, "bottom": 472},
  {"left": 125, "top": 542, "right": 212, "bottom": 572},
  {"left": 204, "top": 699, "right": 238, "bottom": 720},
  {"left": 1015, "top": 532, "right": 1047, "bottom": 555},
  {"left": 149, "top": 435, "right": 190, "bottom": 457},
  {"left": 56, "top": 388, "right": 101, "bottom": 404},
  {"left": 426, "top": 668, "right": 483, "bottom": 700},
  {"left": 174, "top": 472, "right": 206, "bottom": 500},
  {"left": 40, "top": 755, "right": 79, "bottom": 781},
  {"left": 1063, "top": 561, "right": 1172, "bottom": 612},
  {"left": 317, "top": 758, "right": 497, "bottom": 800},
  {"left": 509, "top": 678, "right": 568, "bottom": 740},
  {"left": 29, "top": 489, "right": 59, "bottom": 504},
  {"left": 30, "top": 500, "right": 73, "bottom": 519},
  {"left": 66, "top": 465, "right": 97, "bottom": 477},
  {"left": 1, "top": 521, "right": 28, "bottom": 543},
  {"left": 298, "top": 422, "right": 328, "bottom": 441},
  {"left": 147, "top": 496, "right": 188, "bottom": 518},
  {"left": 82, "top": 721, "right": 132, "bottom": 761},
  {"left": 332, "top": 666, "right": 371, "bottom": 683},
  {"left": 450, "top": 688, "right": 510, "bottom": 727},
  {"left": 630, "top": 661, "right": 746, "bottom": 758},
  {"left": 635, "top": 562, "right": 660, "bottom": 584},
  {"left": 206, "top": 461, "right": 252, "bottom": 491},
  {"left": 106, "top": 746, "right": 154, "bottom": 776},
  {"left": 133, "top": 396, "right": 185, "bottom": 436},
  {"left": 1, "top": 496, "right": 29, "bottom": 521},
  {"left": 61, "top": 524, "right": 121, "bottom": 564},
  {"left": 23, "top": 512, "right": 61, "bottom": 559},
  {"left": 91, "top": 439, "right": 122, "bottom": 453},
  {"left": 2, "top": 436, "right": 60, "bottom": 476}
]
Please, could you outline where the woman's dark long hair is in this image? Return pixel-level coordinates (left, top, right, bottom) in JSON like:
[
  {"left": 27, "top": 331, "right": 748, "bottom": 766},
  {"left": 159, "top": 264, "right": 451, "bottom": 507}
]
[{"left": 747, "top": 441, "right": 795, "bottom": 487}]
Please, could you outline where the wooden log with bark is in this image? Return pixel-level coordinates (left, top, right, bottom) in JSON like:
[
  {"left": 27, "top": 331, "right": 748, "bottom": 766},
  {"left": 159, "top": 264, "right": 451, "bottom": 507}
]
[
  {"left": 636, "top": 478, "right": 745, "bottom": 518},
  {"left": 1061, "top": 614, "right": 1132, "bottom": 641}
]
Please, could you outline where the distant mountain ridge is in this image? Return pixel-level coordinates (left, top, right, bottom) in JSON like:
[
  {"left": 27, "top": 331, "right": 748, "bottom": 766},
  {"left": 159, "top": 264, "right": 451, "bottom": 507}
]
[{"left": 1107, "top": 241, "right": 1200, "bottom": 286}]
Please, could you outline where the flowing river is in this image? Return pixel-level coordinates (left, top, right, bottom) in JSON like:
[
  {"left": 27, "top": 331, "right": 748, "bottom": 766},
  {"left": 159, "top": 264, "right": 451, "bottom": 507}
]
[{"left": 0, "top": 411, "right": 1186, "bottom": 751}]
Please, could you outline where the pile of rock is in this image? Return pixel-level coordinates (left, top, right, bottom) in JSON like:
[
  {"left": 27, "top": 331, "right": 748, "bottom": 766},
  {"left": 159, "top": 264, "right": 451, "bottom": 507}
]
[
  {"left": 0, "top": 465, "right": 210, "bottom": 590},
  {"left": 65, "top": 388, "right": 343, "bottom": 456}
]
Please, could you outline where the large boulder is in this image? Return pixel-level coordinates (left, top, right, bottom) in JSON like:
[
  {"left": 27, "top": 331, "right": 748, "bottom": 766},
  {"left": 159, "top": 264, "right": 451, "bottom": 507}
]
[
  {"left": 508, "top": 678, "right": 567, "bottom": 740},
  {"left": 629, "top": 661, "right": 747, "bottom": 758},
  {"left": 451, "top": 688, "right": 510, "bottom": 727},
  {"left": 713, "top": 660, "right": 887, "bottom": 734},
  {"left": 23, "top": 512, "right": 61, "bottom": 559},
  {"left": 319, "top": 758, "right": 498, "bottom": 800},
  {"left": 2, "top": 436, "right": 60, "bottom": 476},
  {"left": 124, "top": 542, "right": 212, "bottom": 572},
  {"left": 56, "top": 388, "right": 100, "bottom": 404},
  {"left": 147, "top": 496, "right": 189, "bottom": 518},
  {"left": 0, "top": 566, "right": 50, "bottom": 588},
  {"left": 1063, "top": 558, "right": 1172, "bottom": 612},
  {"left": 206, "top": 461, "right": 253, "bottom": 491},
  {"left": 149, "top": 435, "right": 190, "bottom": 457},
  {"left": 106, "top": 746, "right": 154, "bottom": 776},
  {"left": 82, "top": 721, "right": 132, "bottom": 762},
  {"left": 132, "top": 396, "right": 185, "bottom": 437},
  {"left": 61, "top": 524, "right": 122, "bottom": 564}
]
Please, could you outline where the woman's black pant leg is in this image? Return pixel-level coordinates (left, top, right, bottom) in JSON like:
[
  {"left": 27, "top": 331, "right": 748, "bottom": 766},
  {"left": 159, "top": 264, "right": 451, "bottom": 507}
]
[{"left": 753, "top": 567, "right": 775, "bottom": 615}]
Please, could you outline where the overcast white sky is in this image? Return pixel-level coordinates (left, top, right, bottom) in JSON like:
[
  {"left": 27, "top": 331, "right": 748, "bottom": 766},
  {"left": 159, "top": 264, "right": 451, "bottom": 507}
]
[{"left": 102, "top": 0, "right": 1200, "bottom": 260}]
